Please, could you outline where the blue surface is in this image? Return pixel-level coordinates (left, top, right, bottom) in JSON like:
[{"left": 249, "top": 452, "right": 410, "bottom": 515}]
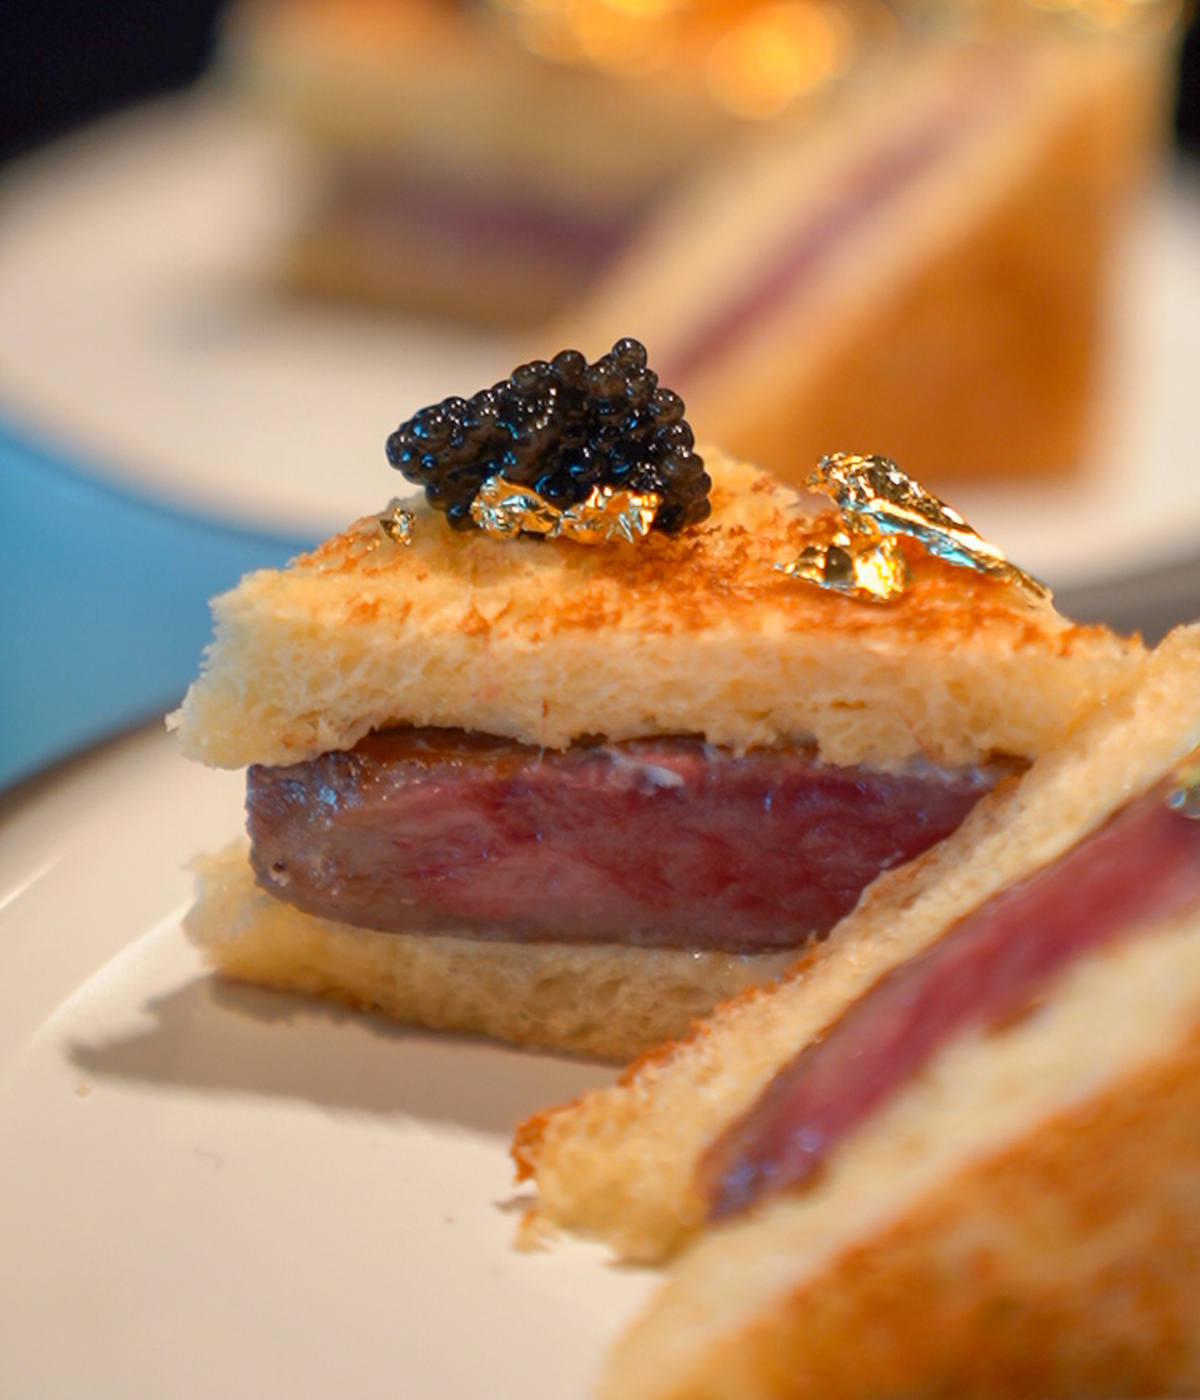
[{"left": 0, "top": 417, "right": 317, "bottom": 790}]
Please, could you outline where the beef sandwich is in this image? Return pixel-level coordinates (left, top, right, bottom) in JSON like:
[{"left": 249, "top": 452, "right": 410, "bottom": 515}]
[
  {"left": 513, "top": 623, "right": 1200, "bottom": 1398},
  {"left": 544, "top": 24, "right": 1173, "bottom": 486},
  {"left": 171, "top": 341, "right": 1142, "bottom": 1059},
  {"left": 221, "top": 0, "right": 1177, "bottom": 486}
]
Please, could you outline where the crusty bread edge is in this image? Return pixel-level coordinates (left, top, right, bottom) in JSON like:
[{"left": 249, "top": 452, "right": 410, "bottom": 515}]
[{"left": 167, "top": 450, "right": 1145, "bottom": 772}]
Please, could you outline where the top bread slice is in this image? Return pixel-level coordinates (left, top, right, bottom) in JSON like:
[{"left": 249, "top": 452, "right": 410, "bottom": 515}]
[
  {"left": 513, "top": 625, "right": 1200, "bottom": 1266},
  {"left": 170, "top": 450, "right": 1141, "bottom": 771}
]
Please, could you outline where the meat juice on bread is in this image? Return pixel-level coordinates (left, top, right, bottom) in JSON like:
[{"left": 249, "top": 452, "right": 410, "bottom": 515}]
[
  {"left": 515, "top": 624, "right": 1200, "bottom": 1400},
  {"left": 171, "top": 340, "right": 1144, "bottom": 1059}
]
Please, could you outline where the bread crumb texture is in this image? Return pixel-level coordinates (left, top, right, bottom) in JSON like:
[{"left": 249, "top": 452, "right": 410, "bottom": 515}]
[{"left": 170, "top": 451, "right": 1142, "bottom": 769}]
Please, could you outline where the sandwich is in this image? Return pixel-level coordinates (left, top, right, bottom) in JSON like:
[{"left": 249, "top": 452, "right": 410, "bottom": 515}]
[
  {"left": 545, "top": 22, "right": 1174, "bottom": 484},
  {"left": 219, "top": 0, "right": 1178, "bottom": 478},
  {"left": 170, "top": 340, "right": 1143, "bottom": 1060},
  {"left": 512, "top": 622, "right": 1200, "bottom": 1398},
  {"left": 214, "top": 0, "right": 734, "bottom": 325}
]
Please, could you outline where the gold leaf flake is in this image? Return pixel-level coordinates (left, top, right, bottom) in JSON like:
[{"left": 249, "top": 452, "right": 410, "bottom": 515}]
[
  {"left": 379, "top": 503, "right": 415, "bottom": 546},
  {"left": 470, "top": 477, "right": 562, "bottom": 538},
  {"left": 777, "top": 529, "right": 908, "bottom": 601},
  {"left": 469, "top": 476, "right": 660, "bottom": 544},
  {"left": 555, "top": 484, "right": 660, "bottom": 544},
  {"left": 780, "top": 452, "right": 1050, "bottom": 605}
]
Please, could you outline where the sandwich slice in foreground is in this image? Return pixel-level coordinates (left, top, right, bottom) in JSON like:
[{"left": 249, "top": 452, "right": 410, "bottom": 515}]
[
  {"left": 171, "top": 341, "right": 1142, "bottom": 1059},
  {"left": 514, "top": 623, "right": 1200, "bottom": 1399}
]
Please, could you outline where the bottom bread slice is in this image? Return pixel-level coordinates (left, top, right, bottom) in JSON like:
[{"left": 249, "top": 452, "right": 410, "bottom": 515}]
[
  {"left": 596, "top": 898, "right": 1200, "bottom": 1399},
  {"left": 182, "top": 843, "right": 794, "bottom": 1060}
]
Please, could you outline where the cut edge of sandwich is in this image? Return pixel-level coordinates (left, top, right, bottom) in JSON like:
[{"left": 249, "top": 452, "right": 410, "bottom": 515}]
[{"left": 597, "top": 885, "right": 1200, "bottom": 1399}]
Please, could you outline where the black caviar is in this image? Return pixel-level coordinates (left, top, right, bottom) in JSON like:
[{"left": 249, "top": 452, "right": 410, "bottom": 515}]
[{"left": 385, "top": 338, "right": 711, "bottom": 534}]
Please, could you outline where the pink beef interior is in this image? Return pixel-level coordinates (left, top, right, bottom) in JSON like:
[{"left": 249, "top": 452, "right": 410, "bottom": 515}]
[
  {"left": 333, "top": 155, "right": 640, "bottom": 263},
  {"left": 699, "top": 776, "right": 1200, "bottom": 1219},
  {"left": 245, "top": 728, "right": 1013, "bottom": 953}
]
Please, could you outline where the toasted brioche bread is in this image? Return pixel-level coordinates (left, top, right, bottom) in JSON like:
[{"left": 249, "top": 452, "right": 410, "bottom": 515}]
[
  {"left": 169, "top": 450, "right": 1140, "bottom": 771},
  {"left": 600, "top": 911, "right": 1200, "bottom": 1399},
  {"left": 512, "top": 625, "right": 1200, "bottom": 1398}
]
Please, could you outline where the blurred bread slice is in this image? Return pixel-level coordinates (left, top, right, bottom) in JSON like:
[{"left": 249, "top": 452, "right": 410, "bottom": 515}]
[
  {"left": 220, "top": 0, "right": 1177, "bottom": 480},
  {"left": 582, "top": 629, "right": 1200, "bottom": 1400},
  {"left": 546, "top": 27, "right": 1175, "bottom": 483},
  {"left": 601, "top": 904, "right": 1200, "bottom": 1399},
  {"left": 216, "top": 0, "right": 730, "bottom": 323}
]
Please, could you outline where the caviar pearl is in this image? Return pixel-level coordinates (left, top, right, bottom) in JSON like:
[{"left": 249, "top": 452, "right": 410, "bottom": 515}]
[{"left": 385, "top": 340, "right": 711, "bottom": 535}]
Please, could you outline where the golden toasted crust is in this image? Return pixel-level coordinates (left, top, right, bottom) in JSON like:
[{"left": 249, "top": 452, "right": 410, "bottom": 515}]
[
  {"left": 512, "top": 626, "right": 1200, "bottom": 1262},
  {"left": 170, "top": 451, "right": 1142, "bottom": 770},
  {"left": 183, "top": 842, "right": 795, "bottom": 1060}
]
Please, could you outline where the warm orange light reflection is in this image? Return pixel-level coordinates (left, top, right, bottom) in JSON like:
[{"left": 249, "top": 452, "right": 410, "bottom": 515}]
[
  {"left": 491, "top": 0, "right": 1178, "bottom": 106},
  {"left": 706, "top": 2, "right": 854, "bottom": 118}
]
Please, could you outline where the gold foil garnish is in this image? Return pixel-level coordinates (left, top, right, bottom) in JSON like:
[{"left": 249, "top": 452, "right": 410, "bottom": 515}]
[
  {"left": 558, "top": 484, "right": 662, "bottom": 544},
  {"left": 379, "top": 503, "right": 415, "bottom": 546},
  {"left": 778, "top": 528, "right": 908, "bottom": 601},
  {"left": 782, "top": 452, "right": 1050, "bottom": 605},
  {"left": 469, "top": 476, "right": 660, "bottom": 545},
  {"left": 1167, "top": 761, "right": 1200, "bottom": 820},
  {"left": 470, "top": 476, "right": 562, "bottom": 537}
]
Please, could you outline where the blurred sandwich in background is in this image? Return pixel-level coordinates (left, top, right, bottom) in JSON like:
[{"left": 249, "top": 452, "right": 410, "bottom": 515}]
[
  {"left": 216, "top": 0, "right": 1181, "bottom": 481},
  {"left": 216, "top": 0, "right": 735, "bottom": 325}
]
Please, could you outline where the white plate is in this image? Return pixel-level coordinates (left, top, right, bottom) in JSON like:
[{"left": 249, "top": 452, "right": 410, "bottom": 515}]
[
  {"left": 0, "top": 727, "right": 653, "bottom": 1399},
  {"left": 0, "top": 91, "right": 1199, "bottom": 586}
]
